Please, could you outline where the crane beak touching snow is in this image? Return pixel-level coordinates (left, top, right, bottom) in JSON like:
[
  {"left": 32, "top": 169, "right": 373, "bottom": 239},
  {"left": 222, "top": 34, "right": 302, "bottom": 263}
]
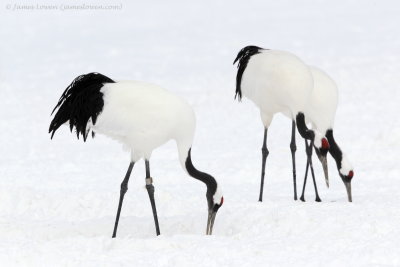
[
  {"left": 206, "top": 209, "right": 218, "bottom": 235},
  {"left": 344, "top": 181, "right": 352, "bottom": 202},
  {"left": 206, "top": 198, "right": 223, "bottom": 235},
  {"left": 341, "top": 171, "right": 354, "bottom": 202}
]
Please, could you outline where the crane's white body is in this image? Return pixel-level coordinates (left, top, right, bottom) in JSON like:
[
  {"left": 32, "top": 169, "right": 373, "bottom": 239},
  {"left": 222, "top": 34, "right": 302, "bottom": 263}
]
[
  {"left": 91, "top": 81, "right": 222, "bottom": 202},
  {"left": 93, "top": 81, "right": 195, "bottom": 164},
  {"left": 50, "top": 74, "right": 223, "bottom": 235},
  {"left": 306, "top": 67, "right": 338, "bottom": 133},
  {"left": 236, "top": 47, "right": 353, "bottom": 200},
  {"left": 241, "top": 49, "right": 325, "bottom": 146},
  {"left": 242, "top": 50, "right": 313, "bottom": 123}
]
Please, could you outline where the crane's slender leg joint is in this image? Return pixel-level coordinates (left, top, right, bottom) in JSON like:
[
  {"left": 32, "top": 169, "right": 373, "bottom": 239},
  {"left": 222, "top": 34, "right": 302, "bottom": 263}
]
[
  {"left": 112, "top": 161, "right": 135, "bottom": 238},
  {"left": 259, "top": 128, "right": 269, "bottom": 202},
  {"left": 145, "top": 160, "right": 161, "bottom": 236},
  {"left": 290, "top": 120, "right": 298, "bottom": 201},
  {"left": 300, "top": 140, "right": 321, "bottom": 202}
]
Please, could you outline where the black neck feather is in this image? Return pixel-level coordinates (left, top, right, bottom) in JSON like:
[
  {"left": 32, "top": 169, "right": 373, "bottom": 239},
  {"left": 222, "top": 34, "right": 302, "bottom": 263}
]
[
  {"left": 233, "top": 45, "right": 263, "bottom": 101},
  {"left": 295, "top": 112, "right": 314, "bottom": 140},
  {"left": 326, "top": 129, "right": 343, "bottom": 170},
  {"left": 185, "top": 148, "right": 217, "bottom": 208}
]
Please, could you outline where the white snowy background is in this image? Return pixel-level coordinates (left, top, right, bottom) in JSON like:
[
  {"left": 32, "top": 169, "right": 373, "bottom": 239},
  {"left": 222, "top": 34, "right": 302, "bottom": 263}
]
[{"left": 1, "top": 0, "right": 399, "bottom": 266}]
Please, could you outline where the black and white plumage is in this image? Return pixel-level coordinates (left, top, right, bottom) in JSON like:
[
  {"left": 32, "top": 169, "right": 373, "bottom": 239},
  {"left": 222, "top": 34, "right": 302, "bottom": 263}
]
[
  {"left": 234, "top": 46, "right": 330, "bottom": 202},
  {"left": 234, "top": 45, "right": 263, "bottom": 100},
  {"left": 49, "top": 72, "right": 223, "bottom": 237},
  {"left": 49, "top": 73, "right": 115, "bottom": 141},
  {"left": 303, "top": 66, "right": 354, "bottom": 201}
]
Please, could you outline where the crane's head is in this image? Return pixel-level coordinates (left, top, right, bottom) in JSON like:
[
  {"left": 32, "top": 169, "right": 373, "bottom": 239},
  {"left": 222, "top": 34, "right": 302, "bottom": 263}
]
[
  {"left": 323, "top": 129, "right": 354, "bottom": 202},
  {"left": 338, "top": 155, "right": 354, "bottom": 202},
  {"left": 206, "top": 186, "right": 223, "bottom": 235},
  {"left": 313, "top": 131, "right": 330, "bottom": 188},
  {"left": 184, "top": 148, "right": 223, "bottom": 235}
]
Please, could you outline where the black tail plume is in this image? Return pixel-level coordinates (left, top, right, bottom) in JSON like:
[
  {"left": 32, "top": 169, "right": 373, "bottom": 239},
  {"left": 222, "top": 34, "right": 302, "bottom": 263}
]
[
  {"left": 49, "top": 72, "right": 115, "bottom": 141},
  {"left": 233, "top": 45, "right": 263, "bottom": 100}
]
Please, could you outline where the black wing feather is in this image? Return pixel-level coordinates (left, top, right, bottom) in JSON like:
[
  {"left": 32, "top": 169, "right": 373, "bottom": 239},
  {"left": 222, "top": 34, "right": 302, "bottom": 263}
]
[
  {"left": 49, "top": 72, "right": 115, "bottom": 141},
  {"left": 233, "top": 45, "right": 264, "bottom": 100}
]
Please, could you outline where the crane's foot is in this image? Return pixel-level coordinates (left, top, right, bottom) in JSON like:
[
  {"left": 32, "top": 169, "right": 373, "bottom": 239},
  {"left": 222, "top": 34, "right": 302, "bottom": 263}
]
[{"left": 315, "top": 196, "right": 322, "bottom": 202}]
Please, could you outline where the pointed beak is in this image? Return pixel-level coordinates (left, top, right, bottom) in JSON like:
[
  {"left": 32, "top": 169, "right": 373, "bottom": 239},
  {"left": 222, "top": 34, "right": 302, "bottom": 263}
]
[
  {"left": 321, "top": 156, "right": 329, "bottom": 188},
  {"left": 314, "top": 147, "right": 329, "bottom": 188},
  {"left": 344, "top": 181, "right": 352, "bottom": 202},
  {"left": 206, "top": 210, "right": 218, "bottom": 235}
]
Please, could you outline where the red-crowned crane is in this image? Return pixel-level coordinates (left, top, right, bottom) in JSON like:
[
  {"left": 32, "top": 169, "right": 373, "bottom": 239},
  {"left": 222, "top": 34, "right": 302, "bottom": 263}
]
[
  {"left": 301, "top": 66, "right": 354, "bottom": 202},
  {"left": 49, "top": 73, "right": 223, "bottom": 237},
  {"left": 233, "top": 46, "right": 330, "bottom": 202}
]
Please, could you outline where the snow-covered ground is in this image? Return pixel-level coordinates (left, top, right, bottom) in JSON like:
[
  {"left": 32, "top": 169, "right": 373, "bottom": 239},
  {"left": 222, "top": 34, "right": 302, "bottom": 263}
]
[{"left": 1, "top": 0, "right": 400, "bottom": 266}]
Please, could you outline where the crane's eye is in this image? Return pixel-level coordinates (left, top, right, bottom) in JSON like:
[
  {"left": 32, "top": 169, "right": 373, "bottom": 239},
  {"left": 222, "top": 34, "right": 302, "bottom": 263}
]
[
  {"left": 319, "top": 147, "right": 329, "bottom": 156},
  {"left": 212, "top": 197, "right": 224, "bottom": 212}
]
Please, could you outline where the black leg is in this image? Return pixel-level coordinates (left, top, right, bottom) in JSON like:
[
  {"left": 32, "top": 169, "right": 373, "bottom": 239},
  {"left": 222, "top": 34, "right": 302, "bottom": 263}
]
[
  {"left": 112, "top": 161, "right": 135, "bottom": 238},
  {"left": 290, "top": 121, "right": 298, "bottom": 201},
  {"left": 308, "top": 141, "right": 321, "bottom": 202},
  {"left": 145, "top": 160, "right": 161, "bottom": 235},
  {"left": 296, "top": 113, "right": 321, "bottom": 202},
  {"left": 300, "top": 140, "right": 309, "bottom": 202},
  {"left": 259, "top": 128, "right": 269, "bottom": 202},
  {"left": 300, "top": 140, "right": 322, "bottom": 202}
]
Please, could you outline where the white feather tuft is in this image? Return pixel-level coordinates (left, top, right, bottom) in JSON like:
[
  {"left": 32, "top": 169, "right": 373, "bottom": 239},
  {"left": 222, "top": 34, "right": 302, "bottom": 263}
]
[
  {"left": 313, "top": 130, "right": 326, "bottom": 149},
  {"left": 340, "top": 154, "right": 353, "bottom": 176},
  {"left": 213, "top": 185, "right": 223, "bottom": 205}
]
